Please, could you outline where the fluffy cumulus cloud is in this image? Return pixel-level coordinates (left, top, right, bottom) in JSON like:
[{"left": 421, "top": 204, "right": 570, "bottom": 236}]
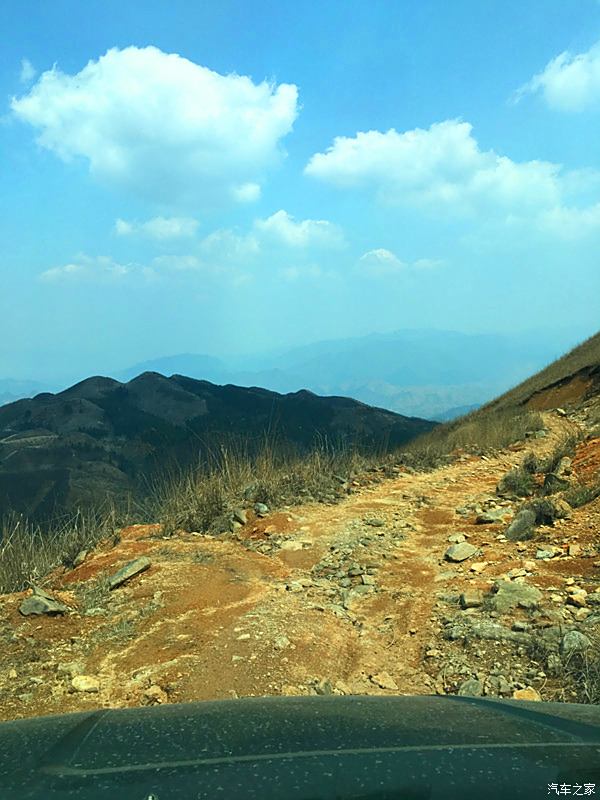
[
  {"left": 515, "top": 41, "right": 600, "bottom": 112},
  {"left": 305, "top": 119, "right": 600, "bottom": 237},
  {"left": 115, "top": 216, "right": 199, "bottom": 240},
  {"left": 40, "top": 254, "right": 154, "bottom": 283},
  {"left": 12, "top": 46, "right": 298, "bottom": 205},
  {"left": 254, "top": 209, "right": 345, "bottom": 248},
  {"left": 358, "top": 249, "right": 443, "bottom": 276}
]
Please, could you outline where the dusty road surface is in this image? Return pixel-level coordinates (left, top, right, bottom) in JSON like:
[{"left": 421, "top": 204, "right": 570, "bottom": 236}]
[{"left": 1, "top": 409, "right": 599, "bottom": 720}]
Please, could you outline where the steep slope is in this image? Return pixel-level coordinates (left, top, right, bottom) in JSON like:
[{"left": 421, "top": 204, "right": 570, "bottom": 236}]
[
  {"left": 482, "top": 331, "right": 600, "bottom": 414},
  {"left": 0, "top": 373, "right": 435, "bottom": 521}
]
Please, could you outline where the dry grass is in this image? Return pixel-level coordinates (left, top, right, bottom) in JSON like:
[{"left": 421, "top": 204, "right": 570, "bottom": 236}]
[
  {"left": 398, "top": 408, "right": 545, "bottom": 469},
  {"left": 0, "top": 504, "right": 127, "bottom": 595},
  {"left": 146, "top": 437, "right": 370, "bottom": 535}
]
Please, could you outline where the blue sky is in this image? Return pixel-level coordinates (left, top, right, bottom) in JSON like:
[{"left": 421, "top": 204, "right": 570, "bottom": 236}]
[{"left": 2, "top": 0, "right": 600, "bottom": 383}]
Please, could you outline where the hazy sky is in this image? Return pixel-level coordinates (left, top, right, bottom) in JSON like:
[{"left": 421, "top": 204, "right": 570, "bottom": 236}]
[{"left": 2, "top": 0, "right": 599, "bottom": 382}]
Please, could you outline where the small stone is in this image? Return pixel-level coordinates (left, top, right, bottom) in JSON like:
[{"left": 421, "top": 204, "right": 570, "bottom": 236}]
[
  {"left": 232, "top": 508, "right": 247, "bottom": 525},
  {"left": 512, "top": 621, "right": 528, "bottom": 632},
  {"left": 512, "top": 686, "right": 542, "bottom": 701},
  {"left": 71, "top": 675, "right": 100, "bottom": 693},
  {"left": 460, "top": 590, "right": 483, "bottom": 609},
  {"left": 447, "top": 533, "right": 466, "bottom": 544},
  {"left": 73, "top": 550, "right": 88, "bottom": 568},
  {"left": 361, "top": 574, "right": 376, "bottom": 586},
  {"left": 19, "top": 587, "right": 69, "bottom": 616},
  {"left": 370, "top": 672, "right": 398, "bottom": 691},
  {"left": 365, "top": 518, "right": 385, "bottom": 527},
  {"left": 274, "top": 635, "right": 290, "bottom": 651},
  {"left": 7, "top": 668, "right": 17, "bottom": 679},
  {"left": 108, "top": 556, "right": 151, "bottom": 590},
  {"left": 254, "top": 503, "right": 269, "bottom": 517},
  {"left": 458, "top": 678, "right": 483, "bottom": 697},
  {"left": 560, "top": 630, "right": 592, "bottom": 655},
  {"left": 566, "top": 592, "right": 587, "bottom": 608},
  {"left": 445, "top": 542, "right": 478, "bottom": 562},
  {"left": 470, "top": 562, "right": 488, "bottom": 574},
  {"left": 490, "top": 581, "right": 542, "bottom": 613},
  {"left": 143, "top": 685, "right": 168, "bottom": 704},
  {"left": 279, "top": 540, "right": 303, "bottom": 551},
  {"left": 568, "top": 543, "right": 582, "bottom": 557},
  {"left": 505, "top": 509, "right": 536, "bottom": 541},
  {"left": 314, "top": 679, "right": 333, "bottom": 695},
  {"left": 236, "top": 633, "right": 251, "bottom": 640}
]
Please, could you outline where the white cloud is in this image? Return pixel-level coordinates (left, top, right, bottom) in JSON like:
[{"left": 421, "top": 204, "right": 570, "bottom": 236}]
[
  {"left": 359, "top": 248, "right": 405, "bottom": 274},
  {"left": 515, "top": 41, "right": 600, "bottom": 111},
  {"left": 12, "top": 46, "right": 298, "bottom": 205},
  {"left": 305, "top": 120, "right": 566, "bottom": 216},
  {"left": 254, "top": 209, "right": 345, "bottom": 248},
  {"left": 537, "top": 203, "right": 600, "bottom": 240},
  {"left": 305, "top": 119, "right": 600, "bottom": 237},
  {"left": 19, "top": 59, "right": 36, "bottom": 85},
  {"left": 358, "top": 249, "right": 443, "bottom": 276},
  {"left": 115, "top": 216, "right": 199, "bottom": 240},
  {"left": 199, "top": 228, "right": 260, "bottom": 262},
  {"left": 231, "top": 182, "right": 262, "bottom": 203},
  {"left": 40, "top": 254, "right": 154, "bottom": 282}
]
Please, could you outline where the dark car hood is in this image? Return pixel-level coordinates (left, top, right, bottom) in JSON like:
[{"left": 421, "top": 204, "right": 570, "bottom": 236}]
[{"left": 1, "top": 695, "right": 599, "bottom": 799}]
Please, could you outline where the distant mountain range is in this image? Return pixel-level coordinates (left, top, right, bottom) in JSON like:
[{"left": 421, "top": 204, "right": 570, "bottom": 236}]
[
  {"left": 115, "top": 329, "right": 581, "bottom": 420},
  {"left": 0, "top": 373, "right": 434, "bottom": 521},
  {"left": 1, "top": 329, "right": 585, "bottom": 420}
]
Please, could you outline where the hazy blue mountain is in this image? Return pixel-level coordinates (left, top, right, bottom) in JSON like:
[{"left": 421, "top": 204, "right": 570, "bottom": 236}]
[{"left": 112, "top": 329, "right": 581, "bottom": 420}]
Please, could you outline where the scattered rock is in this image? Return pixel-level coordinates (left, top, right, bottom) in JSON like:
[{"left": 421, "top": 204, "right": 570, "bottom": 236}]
[
  {"left": 143, "top": 685, "right": 168, "bottom": 704},
  {"left": 72, "top": 550, "right": 88, "bottom": 568},
  {"left": 19, "top": 587, "right": 69, "bottom": 617},
  {"left": 444, "top": 542, "right": 478, "bottom": 562},
  {"left": 279, "top": 540, "right": 303, "bottom": 552},
  {"left": 512, "top": 687, "right": 541, "bottom": 702},
  {"left": 370, "top": 672, "right": 398, "bottom": 691},
  {"left": 470, "top": 562, "right": 488, "bottom": 574},
  {"left": 490, "top": 581, "right": 542, "bottom": 613},
  {"left": 560, "top": 630, "right": 592, "bottom": 655},
  {"left": 232, "top": 508, "right": 247, "bottom": 525},
  {"left": 460, "top": 590, "right": 484, "bottom": 609},
  {"left": 254, "top": 503, "right": 269, "bottom": 517},
  {"left": 447, "top": 533, "right": 466, "bottom": 544},
  {"left": 274, "top": 635, "right": 290, "bottom": 651},
  {"left": 108, "top": 557, "right": 151, "bottom": 590},
  {"left": 536, "top": 547, "right": 562, "bottom": 560},
  {"left": 476, "top": 509, "right": 508, "bottom": 524},
  {"left": 71, "top": 675, "right": 100, "bottom": 693},
  {"left": 505, "top": 509, "right": 536, "bottom": 541},
  {"left": 365, "top": 518, "right": 385, "bottom": 527},
  {"left": 566, "top": 591, "right": 587, "bottom": 608},
  {"left": 458, "top": 678, "right": 483, "bottom": 697},
  {"left": 567, "top": 543, "right": 581, "bottom": 557}
]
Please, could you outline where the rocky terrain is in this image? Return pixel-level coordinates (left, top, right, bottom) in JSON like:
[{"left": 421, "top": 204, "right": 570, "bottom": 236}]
[
  {"left": 0, "top": 373, "right": 434, "bottom": 521},
  {"left": 1, "top": 392, "right": 598, "bottom": 721}
]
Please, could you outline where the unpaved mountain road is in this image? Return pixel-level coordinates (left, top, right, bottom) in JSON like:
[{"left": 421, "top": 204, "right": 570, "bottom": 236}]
[{"left": 1, "top": 410, "right": 599, "bottom": 720}]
